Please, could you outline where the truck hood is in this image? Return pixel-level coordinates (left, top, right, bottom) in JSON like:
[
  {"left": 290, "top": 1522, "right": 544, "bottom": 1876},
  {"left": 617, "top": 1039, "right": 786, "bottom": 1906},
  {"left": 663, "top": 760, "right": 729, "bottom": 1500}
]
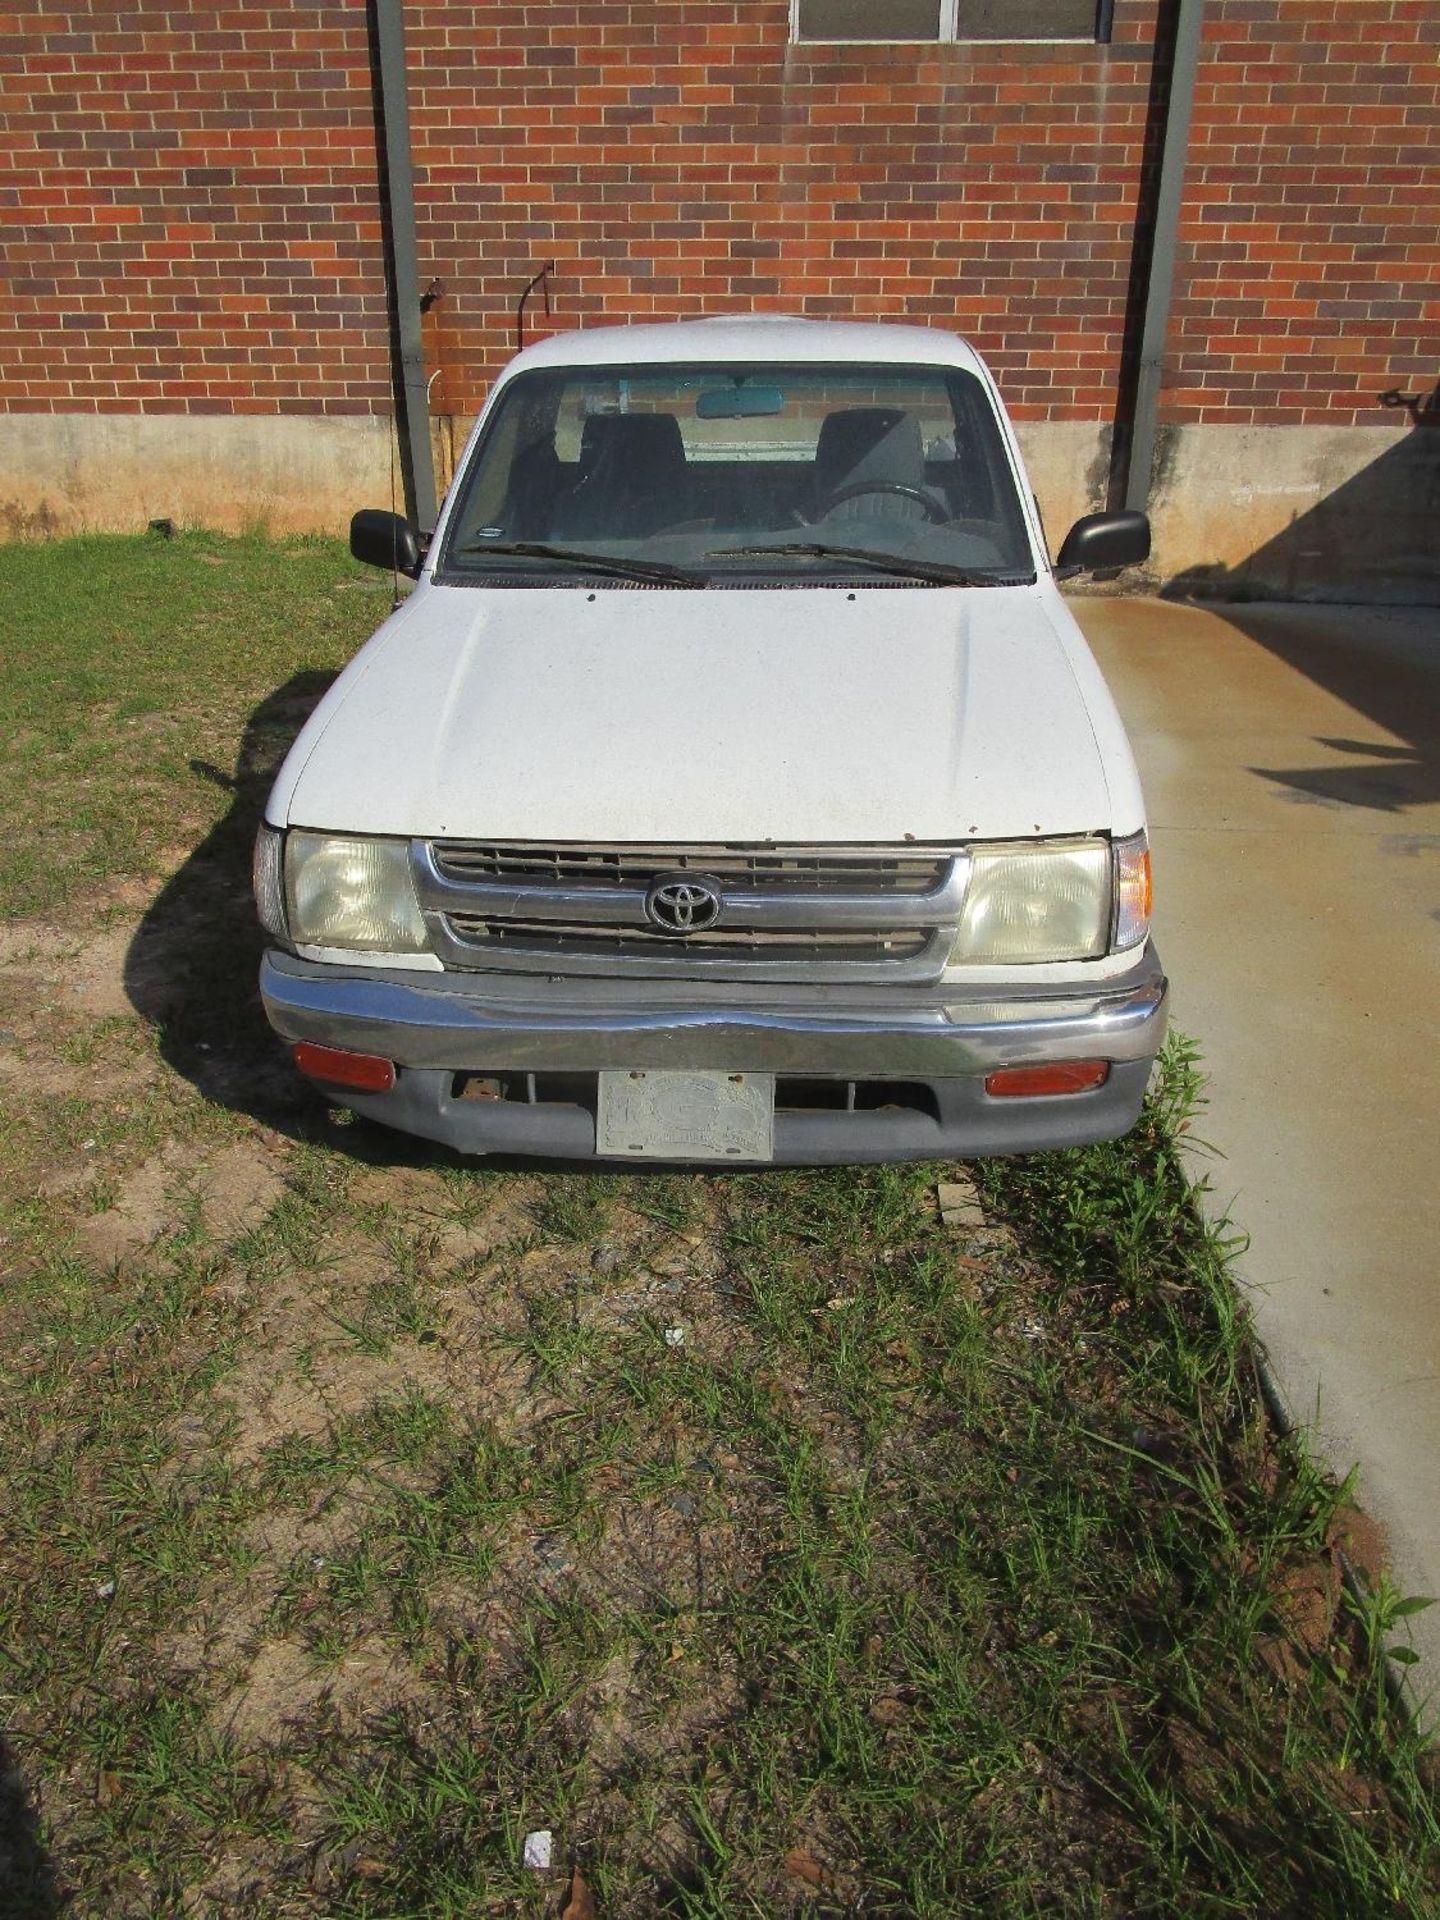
[{"left": 273, "top": 583, "right": 1115, "bottom": 843}]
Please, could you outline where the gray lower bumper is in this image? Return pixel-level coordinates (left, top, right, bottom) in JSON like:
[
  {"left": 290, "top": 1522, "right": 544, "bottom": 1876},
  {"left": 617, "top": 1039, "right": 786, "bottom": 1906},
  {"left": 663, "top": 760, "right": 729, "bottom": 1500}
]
[{"left": 259, "top": 947, "right": 1168, "bottom": 1164}]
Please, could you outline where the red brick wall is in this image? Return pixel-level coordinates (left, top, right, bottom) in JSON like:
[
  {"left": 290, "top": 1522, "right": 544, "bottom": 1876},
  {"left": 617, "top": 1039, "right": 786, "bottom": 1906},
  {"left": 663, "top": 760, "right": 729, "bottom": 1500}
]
[
  {"left": 1174, "top": 0, "right": 1440, "bottom": 427},
  {"left": 408, "top": 1, "right": 1164, "bottom": 423},
  {"left": 2, "top": 1, "right": 1436, "bottom": 432},
  {"left": 0, "top": 3, "right": 391, "bottom": 417}
]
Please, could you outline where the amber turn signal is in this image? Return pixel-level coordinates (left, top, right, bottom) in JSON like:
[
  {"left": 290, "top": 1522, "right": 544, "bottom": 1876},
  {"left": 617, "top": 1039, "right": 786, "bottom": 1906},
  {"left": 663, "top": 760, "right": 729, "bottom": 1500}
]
[
  {"left": 292, "top": 1041, "right": 397, "bottom": 1093},
  {"left": 985, "top": 1060, "right": 1109, "bottom": 1098}
]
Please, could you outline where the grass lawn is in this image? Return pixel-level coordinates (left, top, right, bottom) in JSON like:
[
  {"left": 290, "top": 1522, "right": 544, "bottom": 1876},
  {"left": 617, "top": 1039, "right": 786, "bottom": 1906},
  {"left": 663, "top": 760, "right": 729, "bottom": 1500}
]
[{"left": 0, "top": 531, "right": 1436, "bottom": 1917}]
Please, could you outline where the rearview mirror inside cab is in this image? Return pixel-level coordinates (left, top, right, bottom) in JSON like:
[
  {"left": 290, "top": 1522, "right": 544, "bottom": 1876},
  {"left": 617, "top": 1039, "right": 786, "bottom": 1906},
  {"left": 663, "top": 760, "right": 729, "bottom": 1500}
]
[{"left": 696, "top": 384, "right": 787, "bottom": 420}]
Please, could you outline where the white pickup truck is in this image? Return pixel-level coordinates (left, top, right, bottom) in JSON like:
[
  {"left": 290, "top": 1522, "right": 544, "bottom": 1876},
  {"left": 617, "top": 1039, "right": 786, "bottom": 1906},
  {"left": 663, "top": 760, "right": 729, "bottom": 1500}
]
[{"left": 254, "top": 317, "right": 1167, "bottom": 1164}]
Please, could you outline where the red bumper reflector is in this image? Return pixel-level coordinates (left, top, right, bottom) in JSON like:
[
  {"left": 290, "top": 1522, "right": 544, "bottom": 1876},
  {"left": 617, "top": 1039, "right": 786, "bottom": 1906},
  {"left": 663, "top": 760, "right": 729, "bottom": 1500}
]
[
  {"left": 985, "top": 1060, "right": 1109, "bottom": 1099},
  {"left": 292, "top": 1041, "right": 396, "bottom": 1093}
]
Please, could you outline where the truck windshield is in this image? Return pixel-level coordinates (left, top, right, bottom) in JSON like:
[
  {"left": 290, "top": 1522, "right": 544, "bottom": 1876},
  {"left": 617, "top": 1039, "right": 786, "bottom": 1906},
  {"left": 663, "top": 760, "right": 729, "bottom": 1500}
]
[{"left": 439, "top": 362, "right": 1036, "bottom": 582}]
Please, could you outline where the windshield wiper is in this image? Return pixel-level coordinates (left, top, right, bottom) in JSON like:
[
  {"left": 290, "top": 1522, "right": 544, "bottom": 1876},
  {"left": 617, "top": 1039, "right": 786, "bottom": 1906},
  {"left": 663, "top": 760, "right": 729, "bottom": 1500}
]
[
  {"left": 706, "top": 542, "right": 1034, "bottom": 588},
  {"left": 451, "top": 540, "right": 707, "bottom": 587}
]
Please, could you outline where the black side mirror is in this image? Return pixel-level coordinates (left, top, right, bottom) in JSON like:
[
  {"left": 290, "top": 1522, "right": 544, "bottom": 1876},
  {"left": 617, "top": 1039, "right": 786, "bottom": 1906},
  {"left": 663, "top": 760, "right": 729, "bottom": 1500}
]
[
  {"left": 1055, "top": 510, "right": 1151, "bottom": 577},
  {"left": 350, "top": 508, "right": 422, "bottom": 577}
]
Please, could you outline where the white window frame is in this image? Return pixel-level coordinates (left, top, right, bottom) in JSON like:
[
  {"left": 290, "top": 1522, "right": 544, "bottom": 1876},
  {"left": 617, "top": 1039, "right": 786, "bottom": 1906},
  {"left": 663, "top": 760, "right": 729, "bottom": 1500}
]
[{"left": 790, "top": 0, "right": 1102, "bottom": 45}]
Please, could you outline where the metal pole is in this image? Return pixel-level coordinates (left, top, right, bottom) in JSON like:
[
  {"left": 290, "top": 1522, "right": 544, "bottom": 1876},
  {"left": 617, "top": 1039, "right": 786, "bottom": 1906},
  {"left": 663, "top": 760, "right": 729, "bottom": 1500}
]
[
  {"left": 1124, "top": 0, "right": 1206, "bottom": 516},
  {"left": 373, "top": 0, "right": 437, "bottom": 532}
]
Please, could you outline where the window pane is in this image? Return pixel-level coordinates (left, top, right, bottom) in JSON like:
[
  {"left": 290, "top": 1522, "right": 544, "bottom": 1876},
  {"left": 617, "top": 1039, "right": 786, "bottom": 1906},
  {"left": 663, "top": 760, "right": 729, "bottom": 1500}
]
[
  {"left": 795, "top": 0, "right": 941, "bottom": 42},
  {"left": 954, "top": 0, "right": 1097, "bottom": 38}
]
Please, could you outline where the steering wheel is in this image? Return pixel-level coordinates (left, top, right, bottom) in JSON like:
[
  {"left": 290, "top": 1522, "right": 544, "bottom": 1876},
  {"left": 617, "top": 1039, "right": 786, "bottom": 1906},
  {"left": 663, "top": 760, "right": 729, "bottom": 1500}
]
[{"left": 820, "top": 480, "right": 947, "bottom": 522}]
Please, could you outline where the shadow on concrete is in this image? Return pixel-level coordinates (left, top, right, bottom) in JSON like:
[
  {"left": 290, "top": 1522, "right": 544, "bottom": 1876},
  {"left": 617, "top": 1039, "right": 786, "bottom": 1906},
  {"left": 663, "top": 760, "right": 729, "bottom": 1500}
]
[
  {"left": 1156, "top": 386, "right": 1439, "bottom": 812},
  {"left": 1162, "top": 386, "right": 1440, "bottom": 608},
  {"left": 1217, "top": 608, "right": 1440, "bottom": 815},
  {"left": 0, "top": 1733, "right": 60, "bottom": 1917}
]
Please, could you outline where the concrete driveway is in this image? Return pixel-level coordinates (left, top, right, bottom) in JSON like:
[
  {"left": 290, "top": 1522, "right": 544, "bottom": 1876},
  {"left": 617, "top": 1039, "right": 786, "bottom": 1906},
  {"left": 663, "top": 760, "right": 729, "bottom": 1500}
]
[{"left": 1076, "top": 595, "right": 1440, "bottom": 1708}]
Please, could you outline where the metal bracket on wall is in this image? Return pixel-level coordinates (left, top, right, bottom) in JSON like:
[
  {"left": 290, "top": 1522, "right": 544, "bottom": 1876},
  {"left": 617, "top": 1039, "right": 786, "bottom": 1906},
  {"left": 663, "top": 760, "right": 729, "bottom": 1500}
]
[
  {"left": 1380, "top": 383, "right": 1440, "bottom": 429},
  {"left": 516, "top": 263, "right": 555, "bottom": 354}
]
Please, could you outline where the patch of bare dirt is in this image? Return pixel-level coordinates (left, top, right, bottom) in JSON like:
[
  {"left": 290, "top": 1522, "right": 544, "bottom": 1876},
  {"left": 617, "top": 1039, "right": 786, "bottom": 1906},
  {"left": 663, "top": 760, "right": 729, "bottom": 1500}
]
[
  {"left": 577, "top": 1642, "right": 747, "bottom": 1791},
  {"left": 79, "top": 1139, "right": 202, "bottom": 1265},
  {"left": 96, "top": 874, "right": 157, "bottom": 913},
  {"left": 1272, "top": 1551, "right": 1344, "bottom": 1658},
  {"left": 431, "top": 1193, "right": 541, "bottom": 1270},
  {"left": 67, "top": 925, "right": 141, "bottom": 1019},
  {"left": 208, "top": 1212, "right": 594, "bottom": 1466},
  {"left": 0, "top": 910, "right": 164, "bottom": 1026},
  {"left": 34, "top": 1160, "right": 104, "bottom": 1203},
  {"left": 197, "top": 1138, "right": 288, "bottom": 1243},
  {"left": 0, "top": 920, "right": 76, "bottom": 976},
  {"left": 167, "top": 1512, "right": 323, "bottom": 1689},
  {"left": 1329, "top": 1502, "right": 1390, "bottom": 1591},
  {"left": 217, "top": 1634, "right": 427, "bottom": 1749},
  {"left": 219, "top": 1271, "right": 456, "bottom": 1465},
  {"left": 166, "top": 1509, "right": 422, "bottom": 1765},
  {"left": 1257, "top": 1508, "right": 1404, "bottom": 1688},
  {"left": 222, "top": 1368, "right": 348, "bottom": 1462},
  {"left": 0, "top": 1037, "right": 152, "bottom": 1105},
  {"left": 0, "top": 924, "right": 76, "bottom": 1066},
  {"left": 348, "top": 1163, "right": 459, "bottom": 1217},
  {"left": 310, "top": 1338, "right": 455, "bottom": 1421}
]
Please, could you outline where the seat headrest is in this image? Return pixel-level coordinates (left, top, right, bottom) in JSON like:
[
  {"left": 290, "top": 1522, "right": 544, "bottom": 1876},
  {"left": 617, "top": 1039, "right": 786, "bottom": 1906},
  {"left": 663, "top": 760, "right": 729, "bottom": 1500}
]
[
  {"left": 815, "top": 407, "right": 926, "bottom": 492},
  {"left": 578, "top": 411, "right": 687, "bottom": 476}
]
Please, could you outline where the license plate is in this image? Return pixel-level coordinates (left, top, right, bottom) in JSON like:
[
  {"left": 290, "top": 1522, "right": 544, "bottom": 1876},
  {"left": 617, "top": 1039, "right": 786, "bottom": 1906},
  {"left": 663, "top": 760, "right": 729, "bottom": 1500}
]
[{"left": 596, "top": 1070, "right": 775, "bottom": 1162}]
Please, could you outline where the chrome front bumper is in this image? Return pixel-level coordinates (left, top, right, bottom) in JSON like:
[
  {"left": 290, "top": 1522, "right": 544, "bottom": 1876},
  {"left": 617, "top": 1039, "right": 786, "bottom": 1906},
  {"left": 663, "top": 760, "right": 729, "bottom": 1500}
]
[
  {"left": 259, "top": 947, "right": 1168, "bottom": 1162},
  {"left": 261, "top": 947, "right": 1167, "bottom": 1075}
]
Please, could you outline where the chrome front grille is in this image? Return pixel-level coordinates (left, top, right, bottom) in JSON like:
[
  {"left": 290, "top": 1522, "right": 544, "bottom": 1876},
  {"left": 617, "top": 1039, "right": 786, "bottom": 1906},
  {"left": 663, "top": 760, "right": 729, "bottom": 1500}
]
[
  {"left": 415, "top": 840, "right": 968, "bottom": 983},
  {"left": 432, "top": 843, "right": 950, "bottom": 896},
  {"left": 445, "top": 917, "right": 932, "bottom": 963}
]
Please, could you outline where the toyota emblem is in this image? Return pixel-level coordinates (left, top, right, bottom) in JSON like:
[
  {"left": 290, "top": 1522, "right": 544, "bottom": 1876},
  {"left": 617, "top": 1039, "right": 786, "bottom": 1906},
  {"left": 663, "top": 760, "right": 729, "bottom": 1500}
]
[{"left": 645, "top": 873, "right": 724, "bottom": 935}]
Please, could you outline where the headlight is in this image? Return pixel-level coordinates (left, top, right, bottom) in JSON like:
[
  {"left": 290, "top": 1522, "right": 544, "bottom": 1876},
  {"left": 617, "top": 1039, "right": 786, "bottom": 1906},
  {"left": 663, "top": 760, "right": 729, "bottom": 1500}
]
[
  {"left": 285, "top": 832, "right": 429, "bottom": 952},
  {"left": 950, "top": 839, "right": 1111, "bottom": 965}
]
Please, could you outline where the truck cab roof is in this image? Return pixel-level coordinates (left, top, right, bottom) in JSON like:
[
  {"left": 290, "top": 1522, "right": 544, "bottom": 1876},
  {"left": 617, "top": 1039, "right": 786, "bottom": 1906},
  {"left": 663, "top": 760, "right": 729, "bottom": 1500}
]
[{"left": 505, "top": 315, "right": 990, "bottom": 378}]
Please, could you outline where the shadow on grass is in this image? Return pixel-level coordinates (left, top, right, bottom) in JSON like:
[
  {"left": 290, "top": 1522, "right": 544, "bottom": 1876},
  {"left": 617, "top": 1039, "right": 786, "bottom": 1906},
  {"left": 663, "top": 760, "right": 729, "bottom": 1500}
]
[
  {"left": 0, "top": 1733, "right": 59, "bottom": 1918},
  {"left": 123, "top": 671, "right": 343, "bottom": 1136},
  {"left": 119, "top": 671, "right": 518, "bottom": 1177},
  {"left": 119, "top": 678, "right": 658, "bottom": 1180}
]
